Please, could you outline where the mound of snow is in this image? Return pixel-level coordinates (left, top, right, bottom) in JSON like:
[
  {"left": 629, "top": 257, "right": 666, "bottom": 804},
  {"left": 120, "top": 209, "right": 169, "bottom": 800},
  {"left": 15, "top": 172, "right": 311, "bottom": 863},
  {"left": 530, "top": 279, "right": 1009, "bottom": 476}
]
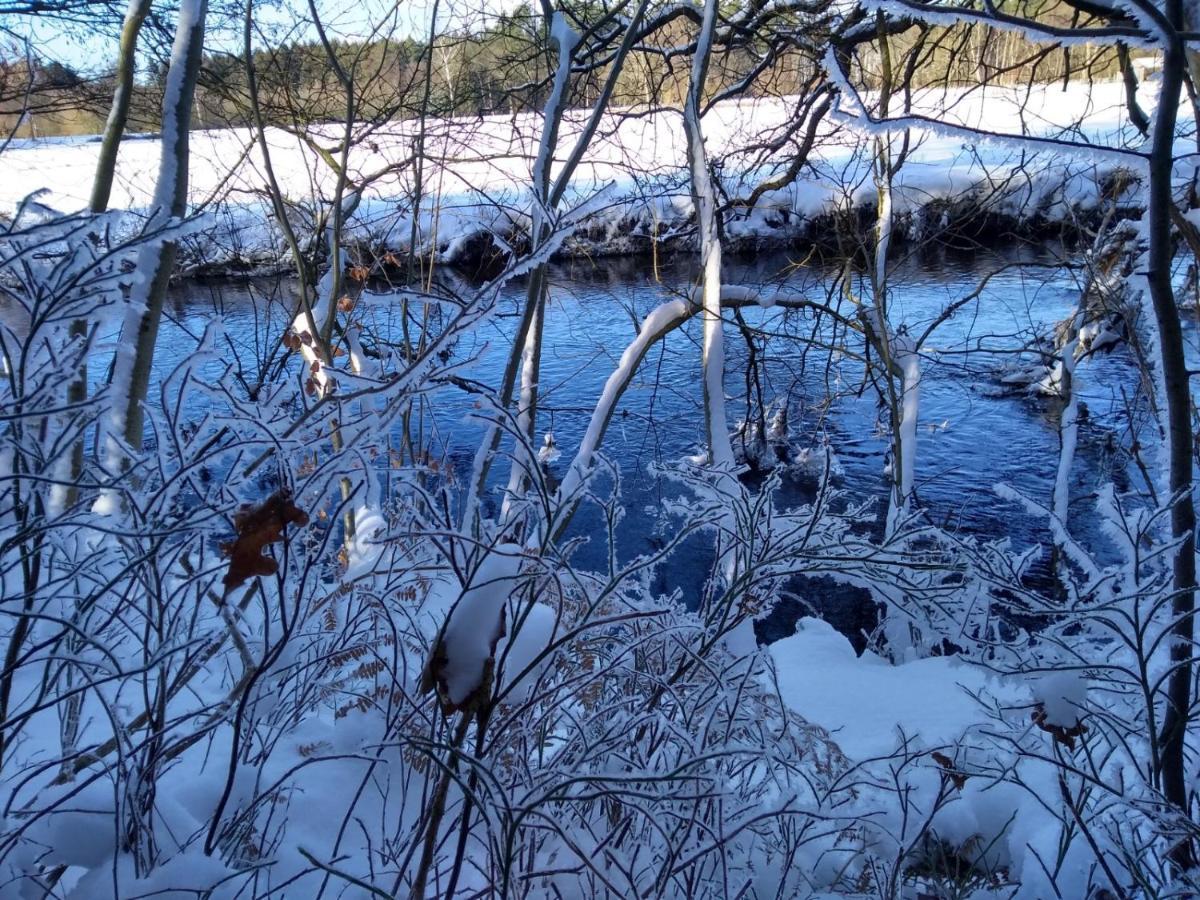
[{"left": 770, "top": 617, "right": 997, "bottom": 759}]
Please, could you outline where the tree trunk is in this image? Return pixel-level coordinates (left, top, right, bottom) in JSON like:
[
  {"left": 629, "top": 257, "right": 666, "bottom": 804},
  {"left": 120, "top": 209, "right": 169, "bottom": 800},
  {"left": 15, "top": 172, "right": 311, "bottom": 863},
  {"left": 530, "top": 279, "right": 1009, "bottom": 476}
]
[
  {"left": 105, "top": 0, "right": 208, "bottom": 465},
  {"left": 684, "top": 0, "right": 733, "bottom": 467},
  {"left": 1147, "top": 0, "right": 1197, "bottom": 871},
  {"left": 91, "top": 0, "right": 152, "bottom": 214}
]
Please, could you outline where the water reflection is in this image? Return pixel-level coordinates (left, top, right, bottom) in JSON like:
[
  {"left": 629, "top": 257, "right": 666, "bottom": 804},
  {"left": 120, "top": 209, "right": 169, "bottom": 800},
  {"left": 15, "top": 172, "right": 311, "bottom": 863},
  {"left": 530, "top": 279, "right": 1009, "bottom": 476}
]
[{"left": 140, "top": 244, "right": 1167, "bottom": 644}]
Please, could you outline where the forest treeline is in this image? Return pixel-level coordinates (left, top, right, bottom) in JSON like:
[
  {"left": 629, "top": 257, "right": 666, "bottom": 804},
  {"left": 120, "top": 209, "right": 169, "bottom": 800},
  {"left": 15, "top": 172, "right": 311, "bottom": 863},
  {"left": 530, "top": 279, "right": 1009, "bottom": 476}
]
[{"left": 3, "top": 0, "right": 1135, "bottom": 139}]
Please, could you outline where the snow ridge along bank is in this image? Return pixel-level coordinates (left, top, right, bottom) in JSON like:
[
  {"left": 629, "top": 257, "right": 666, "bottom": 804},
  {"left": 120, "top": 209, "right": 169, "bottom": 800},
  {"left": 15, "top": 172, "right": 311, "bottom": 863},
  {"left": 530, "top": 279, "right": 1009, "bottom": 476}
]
[{"left": 0, "top": 79, "right": 1157, "bottom": 276}]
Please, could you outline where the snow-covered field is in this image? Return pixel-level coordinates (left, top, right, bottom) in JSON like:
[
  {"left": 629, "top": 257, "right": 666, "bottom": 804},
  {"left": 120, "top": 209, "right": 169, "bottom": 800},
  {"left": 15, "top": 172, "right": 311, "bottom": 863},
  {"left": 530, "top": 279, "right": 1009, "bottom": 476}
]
[{"left": 1, "top": 79, "right": 1153, "bottom": 273}]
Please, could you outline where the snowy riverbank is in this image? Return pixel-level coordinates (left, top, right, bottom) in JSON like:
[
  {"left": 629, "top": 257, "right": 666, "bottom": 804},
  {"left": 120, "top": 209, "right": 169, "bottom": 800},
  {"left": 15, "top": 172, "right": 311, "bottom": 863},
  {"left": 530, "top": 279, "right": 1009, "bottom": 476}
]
[{"left": 1, "top": 78, "right": 1158, "bottom": 275}]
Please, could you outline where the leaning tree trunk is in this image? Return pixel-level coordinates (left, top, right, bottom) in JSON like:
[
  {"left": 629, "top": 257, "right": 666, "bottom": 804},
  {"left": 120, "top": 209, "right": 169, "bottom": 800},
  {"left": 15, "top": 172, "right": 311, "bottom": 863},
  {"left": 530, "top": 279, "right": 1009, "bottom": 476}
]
[
  {"left": 104, "top": 0, "right": 209, "bottom": 467},
  {"left": 91, "top": 0, "right": 152, "bottom": 214},
  {"left": 63, "top": 0, "right": 153, "bottom": 504}
]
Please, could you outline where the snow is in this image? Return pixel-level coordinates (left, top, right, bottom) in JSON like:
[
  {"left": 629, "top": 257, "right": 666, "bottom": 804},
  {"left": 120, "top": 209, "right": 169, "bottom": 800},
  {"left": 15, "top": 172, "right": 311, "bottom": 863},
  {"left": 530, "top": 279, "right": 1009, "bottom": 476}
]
[
  {"left": 65, "top": 851, "right": 235, "bottom": 899},
  {"left": 494, "top": 600, "right": 557, "bottom": 703},
  {"left": 769, "top": 621, "right": 1106, "bottom": 898},
  {"left": 345, "top": 505, "right": 386, "bottom": 575},
  {"left": 1034, "top": 671, "right": 1088, "bottom": 729},
  {"left": 771, "top": 617, "right": 995, "bottom": 760},
  {"left": 860, "top": 0, "right": 1156, "bottom": 50},
  {"left": 437, "top": 543, "right": 524, "bottom": 706},
  {"left": 0, "top": 79, "right": 1166, "bottom": 274},
  {"left": 536, "top": 431, "right": 560, "bottom": 464},
  {"left": 6, "top": 24, "right": 1198, "bottom": 898},
  {"left": 766, "top": 402, "right": 788, "bottom": 442}
]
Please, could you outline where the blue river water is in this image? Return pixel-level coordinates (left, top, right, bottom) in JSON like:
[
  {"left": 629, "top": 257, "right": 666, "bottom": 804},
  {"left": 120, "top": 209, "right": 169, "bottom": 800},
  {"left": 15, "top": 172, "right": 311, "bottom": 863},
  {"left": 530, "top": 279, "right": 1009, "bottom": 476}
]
[{"left": 156, "top": 241, "right": 1185, "bottom": 644}]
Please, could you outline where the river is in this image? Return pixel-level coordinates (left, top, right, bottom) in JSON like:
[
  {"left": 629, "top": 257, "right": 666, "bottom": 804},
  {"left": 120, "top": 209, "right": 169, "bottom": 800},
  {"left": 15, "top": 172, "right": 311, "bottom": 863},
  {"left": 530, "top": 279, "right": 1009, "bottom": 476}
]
[{"left": 156, "top": 240, "right": 1173, "bottom": 645}]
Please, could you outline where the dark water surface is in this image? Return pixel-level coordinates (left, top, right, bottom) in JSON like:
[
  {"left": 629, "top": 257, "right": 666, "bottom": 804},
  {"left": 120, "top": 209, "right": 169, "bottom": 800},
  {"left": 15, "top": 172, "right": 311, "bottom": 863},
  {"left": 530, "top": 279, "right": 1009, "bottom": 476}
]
[{"left": 155, "top": 243, "right": 1175, "bottom": 644}]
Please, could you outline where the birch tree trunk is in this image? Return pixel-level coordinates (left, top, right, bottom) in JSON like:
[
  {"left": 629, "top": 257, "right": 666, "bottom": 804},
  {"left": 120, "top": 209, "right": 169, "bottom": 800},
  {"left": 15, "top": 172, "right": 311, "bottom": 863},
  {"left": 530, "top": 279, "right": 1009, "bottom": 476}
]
[
  {"left": 870, "top": 16, "right": 915, "bottom": 538},
  {"left": 499, "top": 11, "right": 578, "bottom": 519},
  {"left": 464, "top": 0, "right": 651, "bottom": 531}
]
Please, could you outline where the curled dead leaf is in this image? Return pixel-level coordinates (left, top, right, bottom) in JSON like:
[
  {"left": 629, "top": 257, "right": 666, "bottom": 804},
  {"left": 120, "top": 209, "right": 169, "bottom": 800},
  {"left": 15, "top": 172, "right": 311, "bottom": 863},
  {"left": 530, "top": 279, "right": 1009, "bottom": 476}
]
[
  {"left": 1032, "top": 704, "right": 1087, "bottom": 750},
  {"left": 219, "top": 489, "right": 309, "bottom": 590},
  {"left": 930, "top": 751, "right": 967, "bottom": 790}
]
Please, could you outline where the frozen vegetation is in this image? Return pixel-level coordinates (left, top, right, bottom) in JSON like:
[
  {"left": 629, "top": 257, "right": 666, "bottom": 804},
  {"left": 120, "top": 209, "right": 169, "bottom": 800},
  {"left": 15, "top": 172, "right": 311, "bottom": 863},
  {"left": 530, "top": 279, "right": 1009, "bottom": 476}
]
[{"left": 3, "top": 0, "right": 1200, "bottom": 897}]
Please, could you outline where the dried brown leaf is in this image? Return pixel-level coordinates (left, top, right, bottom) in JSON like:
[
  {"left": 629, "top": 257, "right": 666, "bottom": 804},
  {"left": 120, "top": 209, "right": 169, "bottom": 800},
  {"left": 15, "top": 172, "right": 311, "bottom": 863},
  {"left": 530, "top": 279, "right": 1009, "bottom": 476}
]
[{"left": 220, "top": 489, "right": 309, "bottom": 590}]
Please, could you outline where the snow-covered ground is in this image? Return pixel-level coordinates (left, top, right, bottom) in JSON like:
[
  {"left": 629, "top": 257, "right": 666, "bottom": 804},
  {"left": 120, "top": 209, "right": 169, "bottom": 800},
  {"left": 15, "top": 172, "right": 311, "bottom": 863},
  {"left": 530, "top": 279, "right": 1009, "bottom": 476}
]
[
  {"left": 772, "top": 617, "right": 996, "bottom": 761},
  {"left": 1, "top": 78, "right": 1154, "bottom": 273},
  {"left": 771, "top": 617, "right": 1103, "bottom": 895},
  {"left": 3, "top": 68, "right": 1193, "bottom": 897}
]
